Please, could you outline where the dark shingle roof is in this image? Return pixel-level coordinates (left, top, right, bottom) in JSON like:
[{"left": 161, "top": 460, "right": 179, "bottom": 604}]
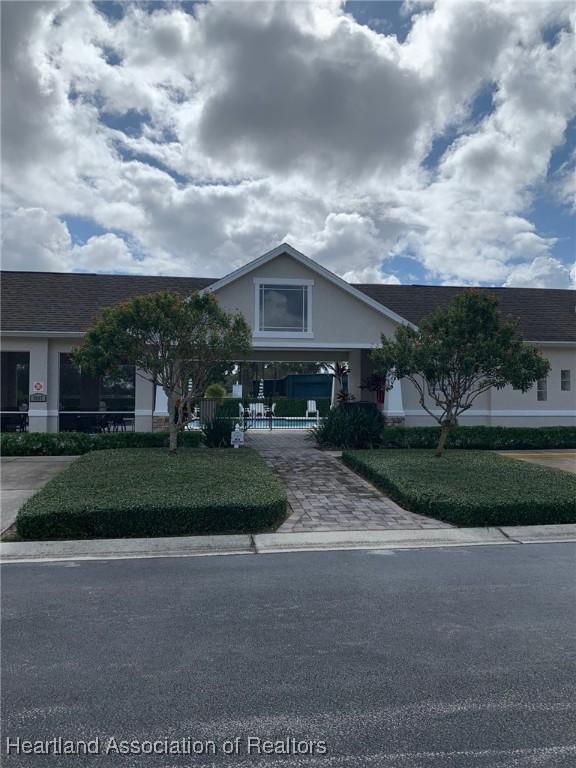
[
  {"left": 1, "top": 271, "right": 574, "bottom": 342},
  {"left": 1, "top": 272, "right": 215, "bottom": 333},
  {"left": 353, "top": 284, "right": 576, "bottom": 342}
]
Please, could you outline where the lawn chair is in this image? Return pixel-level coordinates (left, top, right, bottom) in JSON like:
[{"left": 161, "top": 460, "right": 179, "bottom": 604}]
[
  {"left": 306, "top": 400, "right": 319, "bottom": 420},
  {"left": 264, "top": 402, "right": 276, "bottom": 418},
  {"left": 250, "top": 402, "right": 266, "bottom": 419}
]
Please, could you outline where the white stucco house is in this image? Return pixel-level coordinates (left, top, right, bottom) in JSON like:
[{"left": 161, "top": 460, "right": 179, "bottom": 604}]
[{"left": 1, "top": 244, "right": 575, "bottom": 432}]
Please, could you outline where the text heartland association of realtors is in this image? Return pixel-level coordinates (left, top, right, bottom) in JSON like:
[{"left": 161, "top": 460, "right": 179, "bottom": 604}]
[{"left": 5, "top": 736, "right": 328, "bottom": 756}]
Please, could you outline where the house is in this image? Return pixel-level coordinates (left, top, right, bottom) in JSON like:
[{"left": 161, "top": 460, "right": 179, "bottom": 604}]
[{"left": 1, "top": 243, "right": 574, "bottom": 432}]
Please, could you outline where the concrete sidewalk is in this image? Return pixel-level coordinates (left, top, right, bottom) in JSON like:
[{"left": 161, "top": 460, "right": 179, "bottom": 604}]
[
  {"left": 0, "top": 456, "right": 77, "bottom": 534},
  {"left": 2, "top": 524, "right": 576, "bottom": 562},
  {"left": 499, "top": 450, "right": 576, "bottom": 474}
]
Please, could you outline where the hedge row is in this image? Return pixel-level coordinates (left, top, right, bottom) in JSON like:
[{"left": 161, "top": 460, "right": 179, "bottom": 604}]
[
  {"left": 379, "top": 425, "right": 576, "bottom": 450},
  {"left": 312, "top": 411, "right": 576, "bottom": 450},
  {"left": 16, "top": 448, "right": 287, "bottom": 540},
  {"left": 343, "top": 449, "right": 576, "bottom": 527},
  {"left": 0, "top": 431, "right": 202, "bottom": 457}
]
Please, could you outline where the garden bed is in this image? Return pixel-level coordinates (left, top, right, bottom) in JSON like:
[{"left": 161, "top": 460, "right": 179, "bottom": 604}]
[
  {"left": 16, "top": 448, "right": 287, "bottom": 540},
  {"left": 342, "top": 449, "right": 576, "bottom": 527}
]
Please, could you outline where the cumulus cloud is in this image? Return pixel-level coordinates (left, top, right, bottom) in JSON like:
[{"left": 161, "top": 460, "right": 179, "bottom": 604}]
[
  {"left": 1, "top": 0, "right": 574, "bottom": 287},
  {"left": 504, "top": 255, "right": 574, "bottom": 289}
]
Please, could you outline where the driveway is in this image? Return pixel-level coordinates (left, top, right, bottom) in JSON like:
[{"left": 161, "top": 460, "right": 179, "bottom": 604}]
[
  {"left": 0, "top": 457, "right": 77, "bottom": 534},
  {"left": 247, "top": 431, "right": 449, "bottom": 532},
  {"left": 2, "top": 544, "right": 575, "bottom": 767},
  {"left": 499, "top": 450, "right": 576, "bottom": 474}
]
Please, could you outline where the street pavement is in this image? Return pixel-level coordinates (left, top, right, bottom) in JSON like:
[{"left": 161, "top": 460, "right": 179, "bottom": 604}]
[{"left": 2, "top": 544, "right": 575, "bottom": 767}]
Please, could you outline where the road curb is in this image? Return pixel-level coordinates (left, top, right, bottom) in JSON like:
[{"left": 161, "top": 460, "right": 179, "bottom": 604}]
[
  {"left": 2, "top": 525, "right": 575, "bottom": 563},
  {"left": 0, "top": 534, "right": 253, "bottom": 563},
  {"left": 254, "top": 527, "right": 512, "bottom": 553}
]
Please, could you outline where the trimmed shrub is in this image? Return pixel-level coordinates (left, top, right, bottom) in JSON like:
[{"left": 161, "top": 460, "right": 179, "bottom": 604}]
[
  {"left": 204, "top": 383, "right": 227, "bottom": 399},
  {"left": 0, "top": 430, "right": 201, "bottom": 457},
  {"left": 202, "top": 417, "right": 236, "bottom": 448},
  {"left": 311, "top": 406, "right": 384, "bottom": 449},
  {"left": 380, "top": 425, "right": 576, "bottom": 450},
  {"left": 212, "top": 398, "right": 243, "bottom": 418},
  {"left": 343, "top": 449, "right": 576, "bottom": 527},
  {"left": 16, "top": 448, "right": 287, "bottom": 540}
]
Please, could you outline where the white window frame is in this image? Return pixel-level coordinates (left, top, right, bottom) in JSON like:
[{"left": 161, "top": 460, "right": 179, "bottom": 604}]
[
  {"left": 560, "top": 369, "right": 571, "bottom": 392},
  {"left": 253, "top": 278, "right": 314, "bottom": 338},
  {"left": 537, "top": 377, "right": 547, "bottom": 402}
]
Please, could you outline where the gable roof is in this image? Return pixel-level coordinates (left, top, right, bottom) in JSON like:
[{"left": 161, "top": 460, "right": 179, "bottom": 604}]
[
  {"left": 204, "top": 243, "right": 415, "bottom": 328},
  {"left": 1, "top": 266, "right": 574, "bottom": 342}
]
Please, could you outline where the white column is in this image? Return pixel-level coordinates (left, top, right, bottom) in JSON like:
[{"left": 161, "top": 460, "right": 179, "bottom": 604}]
[
  {"left": 347, "top": 349, "right": 363, "bottom": 401},
  {"left": 134, "top": 371, "right": 154, "bottom": 432},
  {"left": 154, "top": 386, "right": 169, "bottom": 416},
  {"left": 385, "top": 377, "right": 405, "bottom": 418},
  {"left": 27, "top": 340, "right": 49, "bottom": 433}
]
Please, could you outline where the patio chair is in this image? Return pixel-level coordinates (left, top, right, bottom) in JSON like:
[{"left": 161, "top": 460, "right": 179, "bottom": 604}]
[
  {"left": 250, "top": 402, "right": 266, "bottom": 419},
  {"left": 264, "top": 402, "right": 276, "bottom": 418},
  {"left": 306, "top": 400, "right": 319, "bottom": 420}
]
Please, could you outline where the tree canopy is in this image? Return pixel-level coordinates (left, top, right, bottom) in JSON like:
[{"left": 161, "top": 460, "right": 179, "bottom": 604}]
[
  {"left": 72, "top": 291, "right": 252, "bottom": 451},
  {"left": 370, "top": 291, "right": 550, "bottom": 455}
]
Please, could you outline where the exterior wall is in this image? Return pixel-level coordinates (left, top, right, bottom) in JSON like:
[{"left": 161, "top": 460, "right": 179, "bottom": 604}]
[
  {"left": 2, "top": 336, "right": 155, "bottom": 432},
  {"left": 402, "top": 344, "right": 576, "bottom": 427},
  {"left": 2, "top": 336, "right": 50, "bottom": 432},
  {"left": 212, "top": 253, "right": 398, "bottom": 349}
]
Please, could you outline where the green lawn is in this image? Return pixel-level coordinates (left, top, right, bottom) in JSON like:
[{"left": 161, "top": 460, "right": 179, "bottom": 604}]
[
  {"left": 16, "top": 448, "right": 287, "bottom": 540},
  {"left": 342, "top": 450, "right": 576, "bottom": 527}
]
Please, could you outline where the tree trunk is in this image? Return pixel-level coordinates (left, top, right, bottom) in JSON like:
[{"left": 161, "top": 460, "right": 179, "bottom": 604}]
[
  {"left": 167, "top": 392, "right": 178, "bottom": 454},
  {"left": 435, "top": 422, "right": 451, "bottom": 457}
]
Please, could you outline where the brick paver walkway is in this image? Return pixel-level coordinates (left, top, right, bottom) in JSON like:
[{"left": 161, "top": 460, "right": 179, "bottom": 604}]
[{"left": 246, "top": 431, "right": 450, "bottom": 532}]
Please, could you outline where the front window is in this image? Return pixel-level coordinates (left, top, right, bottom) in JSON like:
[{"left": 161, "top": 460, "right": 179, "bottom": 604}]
[
  {"left": 59, "top": 354, "right": 135, "bottom": 412},
  {"left": 537, "top": 377, "right": 547, "bottom": 402},
  {"left": 561, "top": 369, "right": 571, "bottom": 392},
  {"left": 1, "top": 352, "right": 30, "bottom": 411},
  {"left": 257, "top": 282, "right": 312, "bottom": 335}
]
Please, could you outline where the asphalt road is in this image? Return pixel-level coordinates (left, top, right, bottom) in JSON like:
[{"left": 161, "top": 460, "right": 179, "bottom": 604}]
[{"left": 2, "top": 544, "right": 575, "bottom": 767}]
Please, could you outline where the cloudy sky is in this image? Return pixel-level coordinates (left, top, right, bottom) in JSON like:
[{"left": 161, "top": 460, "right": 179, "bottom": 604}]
[{"left": 1, "top": 0, "right": 575, "bottom": 287}]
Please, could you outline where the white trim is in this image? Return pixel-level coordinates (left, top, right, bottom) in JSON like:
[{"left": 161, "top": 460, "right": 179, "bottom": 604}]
[
  {"left": 253, "top": 331, "right": 314, "bottom": 339},
  {"left": 251, "top": 341, "right": 378, "bottom": 349},
  {"left": 253, "top": 277, "right": 314, "bottom": 286},
  {"left": 2, "top": 331, "right": 84, "bottom": 338},
  {"left": 404, "top": 409, "right": 576, "bottom": 417},
  {"left": 526, "top": 341, "right": 576, "bottom": 347},
  {"left": 203, "top": 242, "right": 416, "bottom": 329}
]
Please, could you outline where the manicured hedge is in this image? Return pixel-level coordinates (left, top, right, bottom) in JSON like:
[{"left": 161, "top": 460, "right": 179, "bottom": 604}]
[
  {"left": 312, "top": 420, "right": 576, "bottom": 450},
  {"left": 343, "top": 449, "right": 576, "bottom": 527},
  {"left": 0, "top": 430, "right": 202, "bottom": 457},
  {"left": 311, "top": 406, "right": 384, "bottom": 449},
  {"left": 379, "top": 425, "right": 576, "bottom": 450},
  {"left": 16, "top": 448, "right": 287, "bottom": 540}
]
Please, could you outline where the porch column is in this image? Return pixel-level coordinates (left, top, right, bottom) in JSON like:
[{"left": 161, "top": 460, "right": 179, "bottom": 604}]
[
  {"left": 152, "top": 384, "right": 170, "bottom": 432},
  {"left": 27, "top": 340, "right": 49, "bottom": 433},
  {"left": 384, "top": 377, "right": 405, "bottom": 423},
  {"left": 134, "top": 371, "right": 154, "bottom": 432},
  {"left": 347, "top": 349, "right": 363, "bottom": 401}
]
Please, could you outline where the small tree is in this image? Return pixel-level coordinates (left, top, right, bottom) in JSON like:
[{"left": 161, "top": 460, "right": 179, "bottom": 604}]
[
  {"left": 371, "top": 291, "right": 550, "bottom": 456},
  {"left": 72, "top": 291, "right": 251, "bottom": 452}
]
